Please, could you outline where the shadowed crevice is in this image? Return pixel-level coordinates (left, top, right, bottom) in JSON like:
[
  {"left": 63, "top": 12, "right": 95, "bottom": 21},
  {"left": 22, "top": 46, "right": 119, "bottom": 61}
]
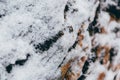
[
  {"left": 15, "top": 54, "right": 30, "bottom": 66},
  {"left": 87, "top": 3, "right": 101, "bottom": 36},
  {"left": 106, "top": 5, "right": 120, "bottom": 20},
  {"left": 68, "top": 41, "right": 78, "bottom": 52},
  {"left": 6, "top": 64, "right": 13, "bottom": 73},
  {"left": 77, "top": 75, "right": 86, "bottom": 80},
  {"left": 109, "top": 48, "right": 117, "bottom": 64},
  {"left": 34, "top": 31, "right": 64, "bottom": 52},
  {"left": 5, "top": 54, "right": 30, "bottom": 73}
]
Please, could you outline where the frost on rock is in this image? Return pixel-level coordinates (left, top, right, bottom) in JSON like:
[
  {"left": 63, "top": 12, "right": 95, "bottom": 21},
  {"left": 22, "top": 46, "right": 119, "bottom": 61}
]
[{"left": 0, "top": 0, "right": 120, "bottom": 80}]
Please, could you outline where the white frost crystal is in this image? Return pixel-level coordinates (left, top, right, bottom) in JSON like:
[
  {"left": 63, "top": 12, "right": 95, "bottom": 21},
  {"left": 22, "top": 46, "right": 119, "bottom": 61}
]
[{"left": 0, "top": 0, "right": 120, "bottom": 80}]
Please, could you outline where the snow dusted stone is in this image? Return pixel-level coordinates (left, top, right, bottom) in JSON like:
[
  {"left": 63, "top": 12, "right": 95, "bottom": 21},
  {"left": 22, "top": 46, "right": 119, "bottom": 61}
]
[{"left": 0, "top": 0, "right": 120, "bottom": 80}]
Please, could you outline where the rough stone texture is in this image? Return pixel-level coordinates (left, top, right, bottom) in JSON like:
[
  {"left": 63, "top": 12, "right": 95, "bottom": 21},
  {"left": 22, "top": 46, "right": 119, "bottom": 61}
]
[{"left": 0, "top": 0, "right": 120, "bottom": 80}]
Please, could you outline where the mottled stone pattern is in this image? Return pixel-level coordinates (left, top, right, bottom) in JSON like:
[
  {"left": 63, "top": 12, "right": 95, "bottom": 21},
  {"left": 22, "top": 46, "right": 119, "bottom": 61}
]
[{"left": 0, "top": 0, "right": 120, "bottom": 80}]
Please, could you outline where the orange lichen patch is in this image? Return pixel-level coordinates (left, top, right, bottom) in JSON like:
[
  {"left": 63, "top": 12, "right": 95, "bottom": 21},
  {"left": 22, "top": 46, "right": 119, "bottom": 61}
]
[
  {"left": 78, "top": 34, "right": 84, "bottom": 40},
  {"left": 61, "top": 60, "right": 72, "bottom": 80},
  {"left": 72, "top": 56, "right": 87, "bottom": 80},
  {"left": 61, "top": 57, "right": 79, "bottom": 80},
  {"left": 102, "top": 46, "right": 111, "bottom": 64},
  {"left": 65, "top": 72, "right": 74, "bottom": 80},
  {"left": 81, "top": 56, "right": 87, "bottom": 62},
  {"left": 66, "top": 72, "right": 81, "bottom": 80},
  {"left": 77, "top": 29, "right": 83, "bottom": 47},
  {"left": 94, "top": 45, "right": 111, "bottom": 65},
  {"left": 103, "top": 53, "right": 109, "bottom": 64},
  {"left": 78, "top": 34, "right": 84, "bottom": 47},
  {"left": 97, "top": 72, "right": 105, "bottom": 80},
  {"left": 77, "top": 56, "right": 87, "bottom": 69},
  {"left": 78, "top": 29, "right": 82, "bottom": 35},
  {"left": 100, "top": 27, "right": 107, "bottom": 34},
  {"left": 78, "top": 41, "right": 83, "bottom": 47},
  {"left": 95, "top": 46, "right": 110, "bottom": 57},
  {"left": 96, "top": 46, "right": 102, "bottom": 58},
  {"left": 61, "top": 56, "right": 87, "bottom": 80},
  {"left": 79, "top": 56, "right": 87, "bottom": 67}
]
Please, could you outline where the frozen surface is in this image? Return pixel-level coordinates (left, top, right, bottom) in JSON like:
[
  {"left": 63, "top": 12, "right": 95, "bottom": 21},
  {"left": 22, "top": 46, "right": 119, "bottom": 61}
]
[{"left": 0, "top": 0, "right": 120, "bottom": 80}]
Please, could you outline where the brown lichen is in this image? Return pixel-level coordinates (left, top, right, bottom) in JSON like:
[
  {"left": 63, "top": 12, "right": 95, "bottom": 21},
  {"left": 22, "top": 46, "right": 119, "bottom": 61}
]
[
  {"left": 61, "top": 60, "right": 72, "bottom": 80},
  {"left": 97, "top": 72, "right": 105, "bottom": 80},
  {"left": 78, "top": 34, "right": 84, "bottom": 47},
  {"left": 61, "top": 56, "right": 87, "bottom": 80},
  {"left": 102, "top": 46, "right": 110, "bottom": 64},
  {"left": 100, "top": 27, "right": 107, "bottom": 34}
]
